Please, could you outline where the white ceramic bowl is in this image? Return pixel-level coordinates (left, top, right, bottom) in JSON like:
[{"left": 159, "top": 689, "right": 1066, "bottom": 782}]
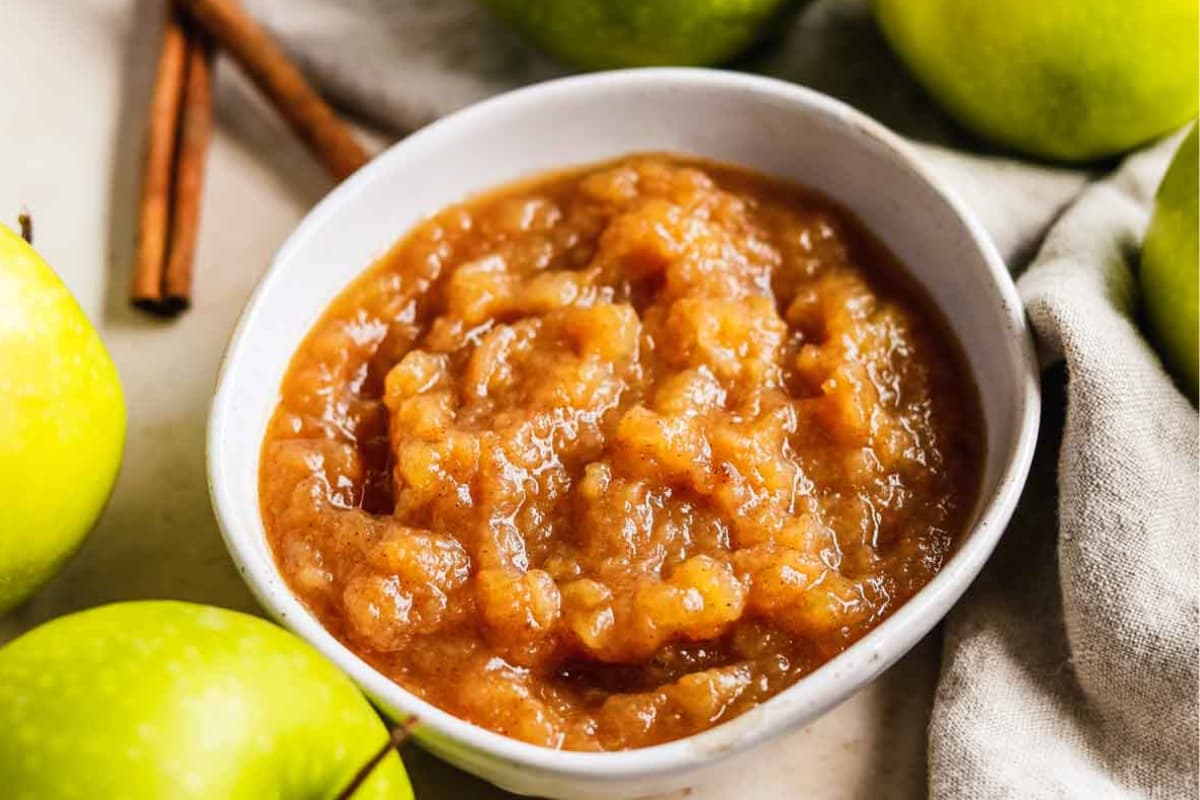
[{"left": 208, "top": 68, "right": 1039, "bottom": 799}]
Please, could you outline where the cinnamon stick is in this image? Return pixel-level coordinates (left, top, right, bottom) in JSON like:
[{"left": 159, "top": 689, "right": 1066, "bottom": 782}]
[
  {"left": 161, "top": 25, "right": 215, "bottom": 314},
  {"left": 131, "top": 11, "right": 188, "bottom": 311},
  {"left": 174, "top": 0, "right": 369, "bottom": 181}
]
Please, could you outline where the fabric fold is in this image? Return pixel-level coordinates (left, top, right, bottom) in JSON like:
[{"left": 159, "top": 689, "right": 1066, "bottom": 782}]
[{"left": 932, "top": 135, "right": 1199, "bottom": 799}]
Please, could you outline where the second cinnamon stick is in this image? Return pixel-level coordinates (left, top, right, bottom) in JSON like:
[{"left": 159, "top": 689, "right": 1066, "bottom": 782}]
[
  {"left": 175, "top": 0, "right": 369, "bottom": 181},
  {"left": 162, "top": 25, "right": 215, "bottom": 313},
  {"left": 131, "top": 12, "right": 188, "bottom": 311}
]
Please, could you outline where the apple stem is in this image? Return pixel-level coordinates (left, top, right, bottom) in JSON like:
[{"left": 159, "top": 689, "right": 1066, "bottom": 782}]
[
  {"left": 333, "top": 717, "right": 418, "bottom": 800},
  {"left": 18, "top": 209, "right": 32, "bottom": 244}
]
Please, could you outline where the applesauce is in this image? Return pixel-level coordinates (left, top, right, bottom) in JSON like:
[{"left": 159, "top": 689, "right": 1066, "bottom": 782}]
[{"left": 259, "top": 155, "right": 983, "bottom": 750}]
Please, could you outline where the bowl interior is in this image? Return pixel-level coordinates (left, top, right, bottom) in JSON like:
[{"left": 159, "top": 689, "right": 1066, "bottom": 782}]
[{"left": 209, "top": 69, "right": 1038, "bottom": 787}]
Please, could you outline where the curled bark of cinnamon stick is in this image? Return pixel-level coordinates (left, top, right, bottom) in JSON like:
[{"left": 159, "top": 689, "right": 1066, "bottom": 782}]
[
  {"left": 131, "top": 11, "right": 188, "bottom": 312},
  {"left": 132, "top": 0, "right": 369, "bottom": 316},
  {"left": 161, "top": 24, "right": 215, "bottom": 314},
  {"left": 174, "top": 0, "right": 370, "bottom": 181}
]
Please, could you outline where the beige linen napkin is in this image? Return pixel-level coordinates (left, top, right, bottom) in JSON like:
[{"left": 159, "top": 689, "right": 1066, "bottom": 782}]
[
  {"left": 932, "top": 135, "right": 1199, "bottom": 798},
  {"left": 243, "top": 0, "right": 1199, "bottom": 795}
]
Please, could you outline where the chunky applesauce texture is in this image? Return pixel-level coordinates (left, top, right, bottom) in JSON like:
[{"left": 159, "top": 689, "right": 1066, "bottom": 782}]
[{"left": 260, "top": 156, "right": 983, "bottom": 751}]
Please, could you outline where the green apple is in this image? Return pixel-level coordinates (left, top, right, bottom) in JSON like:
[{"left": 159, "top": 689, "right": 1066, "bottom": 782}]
[
  {"left": 0, "top": 601, "right": 412, "bottom": 799},
  {"left": 1141, "top": 124, "right": 1198, "bottom": 402},
  {"left": 483, "top": 0, "right": 797, "bottom": 70},
  {"left": 0, "top": 222, "right": 125, "bottom": 613},
  {"left": 873, "top": 0, "right": 1199, "bottom": 162}
]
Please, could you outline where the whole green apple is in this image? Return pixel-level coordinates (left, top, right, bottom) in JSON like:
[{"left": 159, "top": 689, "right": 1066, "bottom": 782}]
[
  {"left": 0, "top": 601, "right": 412, "bottom": 799},
  {"left": 873, "top": 0, "right": 1199, "bottom": 162},
  {"left": 483, "top": 0, "right": 797, "bottom": 70},
  {"left": 0, "top": 222, "right": 125, "bottom": 613},
  {"left": 1141, "top": 124, "right": 1198, "bottom": 402}
]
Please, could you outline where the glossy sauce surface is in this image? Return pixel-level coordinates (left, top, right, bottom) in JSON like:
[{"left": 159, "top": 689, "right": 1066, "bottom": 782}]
[{"left": 260, "top": 156, "right": 983, "bottom": 750}]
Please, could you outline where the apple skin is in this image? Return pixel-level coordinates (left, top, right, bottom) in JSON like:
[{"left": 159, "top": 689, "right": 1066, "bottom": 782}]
[
  {"left": 483, "top": 0, "right": 795, "bottom": 70},
  {"left": 0, "top": 601, "right": 412, "bottom": 799},
  {"left": 0, "top": 222, "right": 125, "bottom": 613},
  {"left": 1141, "top": 125, "right": 1199, "bottom": 402},
  {"left": 873, "top": 0, "right": 1199, "bottom": 162}
]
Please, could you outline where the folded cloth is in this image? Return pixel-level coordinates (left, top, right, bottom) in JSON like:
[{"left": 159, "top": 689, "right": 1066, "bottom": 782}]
[
  {"left": 243, "top": 0, "right": 1199, "bottom": 795},
  {"left": 932, "top": 134, "right": 1199, "bottom": 798}
]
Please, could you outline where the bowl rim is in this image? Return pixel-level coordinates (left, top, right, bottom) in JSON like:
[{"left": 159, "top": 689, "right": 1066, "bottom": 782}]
[{"left": 208, "top": 67, "right": 1040, "bottom": 782}]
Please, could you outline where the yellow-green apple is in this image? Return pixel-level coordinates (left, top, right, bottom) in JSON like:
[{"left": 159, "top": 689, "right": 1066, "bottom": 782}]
[
  {"left": 0, "top": 222, "right": 125, "bottom": 613},
  {"left": 483, "top": 0, "right": 797, "bottom": 70},
  {"left": 873, "top": 0, "right": 1199, "bottom": 162},
  {"left": 1141, "top": 125, "right": 1198, "bottom": 402},
  {"left": 0, "top": 601, "right": 412, "bottom": 799}
]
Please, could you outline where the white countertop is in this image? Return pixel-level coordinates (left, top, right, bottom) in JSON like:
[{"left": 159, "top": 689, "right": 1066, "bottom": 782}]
[{"left": 0, "top": 2, "right": 936, "bottom": 796}]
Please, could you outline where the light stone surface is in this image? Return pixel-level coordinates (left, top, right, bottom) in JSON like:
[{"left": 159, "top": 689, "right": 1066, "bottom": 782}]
[{"left": 0, "top": 2, "right": 938, "bottom": 797}]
